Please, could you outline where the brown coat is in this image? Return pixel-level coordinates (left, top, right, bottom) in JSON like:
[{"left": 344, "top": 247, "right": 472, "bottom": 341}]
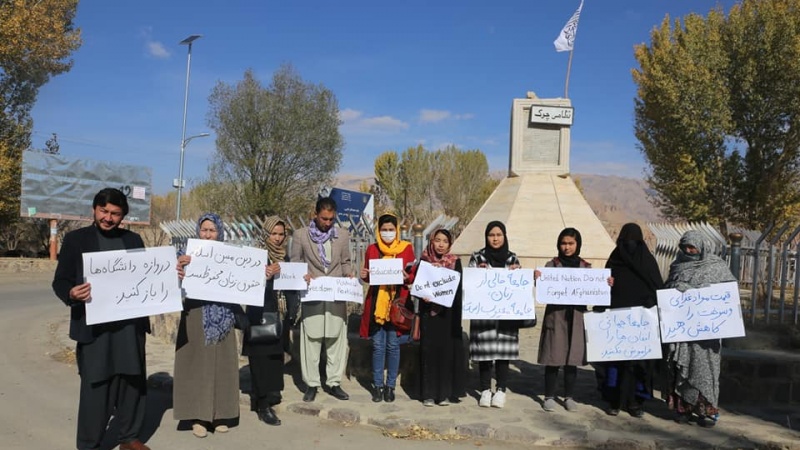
[{"left": 536, "top": 258, "right": 590, "bottom": 367}]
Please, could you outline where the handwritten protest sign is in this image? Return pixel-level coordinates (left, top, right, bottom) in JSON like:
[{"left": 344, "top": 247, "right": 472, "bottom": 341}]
[
  {"left": 368, "top": 258, "right": 404, "bottom": 285},
  {"left": 657, "top": 281, "right": 745, "bottom": 343},
  {"left": 83, "top": 246, "right": 182, "bottom": 325},
  {"left": 462, "top": 268, "right": 535, "bottom": 320},
  {"left": 274, "top": 262, "right": 309, "bottom": 290},
  {"left": 410, "top": 261, "right": 460, "bottom": 307},
  {"left": 584, "top": 307, "right": 662, "bottom": 362},
  {"left": 300, "top": 277, "right": 364, "bottom": 303},
  {"left": 182, "top": 238, "right": 267, "bottom": 306},
  {"left": 535, "top": 267, "right": 611, "bottom": 306}
]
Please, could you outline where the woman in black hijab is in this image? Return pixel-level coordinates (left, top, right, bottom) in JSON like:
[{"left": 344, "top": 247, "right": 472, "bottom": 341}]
[{"left": 599, "top": 223, "right": 663, "bottom": 417}]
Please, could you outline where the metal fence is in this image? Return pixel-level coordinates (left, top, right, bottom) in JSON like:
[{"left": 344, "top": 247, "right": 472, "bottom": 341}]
[{"left": 648, "top": 221, "right": 800, "bottom": 325}]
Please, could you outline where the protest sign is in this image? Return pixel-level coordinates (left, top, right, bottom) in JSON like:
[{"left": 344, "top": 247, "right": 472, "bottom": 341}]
[
  {"left": 657, "top": 281, "right": 745, "bottom": 343},
  {"left": 274, "top": 262, "right": 309, "bottom": 290},
  {"left": 368, "top": 258, "right": 404, "bottom": 285},
  {"left": 300, "top": 277, "right": 364, "bottom": 303},
  {"left": 83, "top": 246, "right": 183, "bottom": 325},
  {"left": 410, "top": 261, "right": 460, "bottom": 307},
  {"left": 535, "top": 267, "right": 611, "bottom": 306},
  {"left": 584, "top": 306, "right": 662, "bottom": 362},
  {"left": 462, "top": 268, "right": 535, "bottom": 320},
  {"left": 182, "top": 238, "right": 267, "bottom": 306}
]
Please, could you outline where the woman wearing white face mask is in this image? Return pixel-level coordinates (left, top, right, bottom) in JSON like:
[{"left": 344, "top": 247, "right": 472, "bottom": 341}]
[{"left": 359, "top": 214, "right": 415, "bottom": 402}]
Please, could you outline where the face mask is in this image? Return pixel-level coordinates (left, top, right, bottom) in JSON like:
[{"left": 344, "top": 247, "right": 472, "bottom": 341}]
[{"left": 380, "top": 231, "right": 396, "bottom": 243}]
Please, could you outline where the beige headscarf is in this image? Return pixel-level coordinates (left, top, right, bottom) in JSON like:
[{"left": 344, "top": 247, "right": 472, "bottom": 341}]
[{"left": 263, "top": 215, "right": 287, "bottom": 264}]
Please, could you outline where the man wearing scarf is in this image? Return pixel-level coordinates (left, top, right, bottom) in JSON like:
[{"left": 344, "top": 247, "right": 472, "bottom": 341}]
[
  {"left": 52, "top": 188, "right": 151, "bottom": 450},
  {"left": 291, "top": 197, "right": 353, "bottom": 402}
]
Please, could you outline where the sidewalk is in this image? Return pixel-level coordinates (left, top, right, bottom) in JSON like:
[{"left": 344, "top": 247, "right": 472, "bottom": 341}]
[{"left": 51, "top": 316, "right": 800, "bottom": 449}]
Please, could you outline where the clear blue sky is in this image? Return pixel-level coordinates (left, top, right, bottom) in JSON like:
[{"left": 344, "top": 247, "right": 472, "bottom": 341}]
[{"left": 30, "top": 0, "right": 738, "bottom": 195}]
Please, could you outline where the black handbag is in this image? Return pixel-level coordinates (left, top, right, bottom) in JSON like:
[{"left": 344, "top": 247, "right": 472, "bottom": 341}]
[
  {"left": 518, "top": 318, "right": 537, "bottom": 328},
  {"left": 246, "top": 311, "right": 283, "bottom": 344}
]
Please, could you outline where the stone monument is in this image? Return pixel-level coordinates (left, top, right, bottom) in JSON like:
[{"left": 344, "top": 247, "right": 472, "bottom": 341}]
[{"left": 451, "top": 92, "right": 615, "bottom": 268}]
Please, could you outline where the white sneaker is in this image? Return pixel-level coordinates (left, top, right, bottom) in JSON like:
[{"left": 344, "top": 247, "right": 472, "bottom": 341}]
[
  {"left": 491, "top": 390, "right": 506, "bottom": 408},
  {"left": 479, "top": 389, "right": 492, "bottom": 407}
]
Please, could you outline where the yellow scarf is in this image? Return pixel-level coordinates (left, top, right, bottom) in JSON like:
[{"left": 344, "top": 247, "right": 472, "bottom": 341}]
[{"left": 373, "top": 229, "right": 411, "bottom": 325}]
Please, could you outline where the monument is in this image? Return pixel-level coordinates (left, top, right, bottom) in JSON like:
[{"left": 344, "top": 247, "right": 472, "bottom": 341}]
[{"left": 451, "top": 92, "right": 615, "bottom": 268}]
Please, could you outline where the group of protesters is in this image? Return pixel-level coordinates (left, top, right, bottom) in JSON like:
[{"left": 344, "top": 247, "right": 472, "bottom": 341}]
[{"left": 53, "top": 188, "right": 733, "bottom": 449}]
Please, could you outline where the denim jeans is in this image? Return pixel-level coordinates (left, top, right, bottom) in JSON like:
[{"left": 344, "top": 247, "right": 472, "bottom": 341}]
[{"left": 371, "top": 324, "right": 402, "bottom": 388}]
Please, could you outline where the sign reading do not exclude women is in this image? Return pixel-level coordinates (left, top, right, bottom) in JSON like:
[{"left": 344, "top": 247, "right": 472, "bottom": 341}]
[{"left": 410, "top": 261, "right": 461, "bottom": 308}]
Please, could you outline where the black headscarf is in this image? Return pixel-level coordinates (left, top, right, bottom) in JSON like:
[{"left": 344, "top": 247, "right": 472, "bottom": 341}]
[
  {"left": 483, "top": 221, "right": 511, "bottom": 268},
  {"left": 605, "top": 223, "right": 663, "bottom": 308},
  {"left": 556, "top": 227, "right": 582, "bottom": 268}
]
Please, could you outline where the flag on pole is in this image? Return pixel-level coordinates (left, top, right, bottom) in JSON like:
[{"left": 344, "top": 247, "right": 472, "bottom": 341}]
[{"left": 554, "top": 0, "right": 584, "bottom": 52}]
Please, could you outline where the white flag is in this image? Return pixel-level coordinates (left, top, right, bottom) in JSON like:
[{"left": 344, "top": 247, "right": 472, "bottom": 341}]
[{"left": 554, "top": 0, "right": 583, "bottom": 52}]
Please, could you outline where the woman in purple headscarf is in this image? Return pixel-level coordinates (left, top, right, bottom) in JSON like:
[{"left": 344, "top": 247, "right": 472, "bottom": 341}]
[{"left": 173, "top": 213, "right": 242, "bottom": 438}]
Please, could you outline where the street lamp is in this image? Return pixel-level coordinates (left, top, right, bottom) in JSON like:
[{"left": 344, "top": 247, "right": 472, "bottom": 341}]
[{"left": 175, "top": 34, "right": 203, "bottom": 220}]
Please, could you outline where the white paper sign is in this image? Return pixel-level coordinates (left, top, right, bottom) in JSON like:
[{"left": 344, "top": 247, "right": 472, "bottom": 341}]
[
  {"left": 83, "top": 246, "right": 183, "bottom": 325},
  {"left": 274, "top": 262, "right": 309, "bottom": 290},
  {"left": 300, "top": 276, "right": 364, "bottom": 303},
  {"left": 462, "top": 268, "right": 535, "bottom": 320},
  {"left": 535, "top": 267, "right": 611, "bottom": 306},
  {"left": 585, "top": 306, "right": 663, "bottom": 362},
  {"left": 368, "top": 258, "right": 404, "bottom": 285},
  {"left": 657, "top": 281, "right": 745, "bottom": 343},
  {"left": 182, "top": 238, "right": 267, "bottom": 306},
  {"left": 410, "top": 261, "right": 460, "bottom": 307}
]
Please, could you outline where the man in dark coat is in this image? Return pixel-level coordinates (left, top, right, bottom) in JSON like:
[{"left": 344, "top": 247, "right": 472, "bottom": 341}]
[{"left": 52, "top": 188, "right": 152, "bottom": 450}]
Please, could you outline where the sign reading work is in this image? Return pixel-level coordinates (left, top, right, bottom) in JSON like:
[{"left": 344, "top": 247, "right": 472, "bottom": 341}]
[
  {"left": 584, "top": 306, "right": 663, "bottom": 362},
  {"left": 462, "top": 268, "right": 535, "bottom": 320},
  {"left": 657, "top": 281, "right": 746, "bottom": 343},
  {"left": 20, "top": 151, "right": 152, "bottom": 225},
  {"left": 83, "top": 246, "right": 183, "bottom": 325}
]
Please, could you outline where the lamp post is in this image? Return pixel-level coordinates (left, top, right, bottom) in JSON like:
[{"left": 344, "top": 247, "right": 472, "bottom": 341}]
[{"left": 175, "top": 34, "right": 203, "bottom": 220}]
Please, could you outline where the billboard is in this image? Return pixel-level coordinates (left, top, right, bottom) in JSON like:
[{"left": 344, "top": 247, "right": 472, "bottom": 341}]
[
  {"left": 322, "top": 186, "right": 374, "bottom": 233},
  {"left": 20, "top": 151, "right": 152, "bottom": 225}
]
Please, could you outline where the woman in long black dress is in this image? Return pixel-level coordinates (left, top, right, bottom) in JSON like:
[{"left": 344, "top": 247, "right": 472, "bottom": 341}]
[{"left": 418, "top": 229, "right": 466, "bottom": 406}]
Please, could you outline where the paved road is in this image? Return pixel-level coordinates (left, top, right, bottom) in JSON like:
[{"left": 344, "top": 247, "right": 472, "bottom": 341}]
[{"left": 2, "top": 273, "right": 799, "bottom": 449}]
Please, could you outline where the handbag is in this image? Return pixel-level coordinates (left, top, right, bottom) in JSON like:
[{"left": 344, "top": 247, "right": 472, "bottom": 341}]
[
  {"left": 389, "top": 296, "right": 415, "bottom": 333},
  {"left": 518, "top": 318, "right": 537, "bottom": 328},
  {"left": 246, "top": 311, "right": 283, "bottom": 344}
]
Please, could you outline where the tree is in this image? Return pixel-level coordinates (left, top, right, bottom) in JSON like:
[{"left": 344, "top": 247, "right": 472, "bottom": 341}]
[
  {"left": 206, "top": 65, "right": 343, "bottom": 218},
  {"left": 434, "top": 145, "right": 498, "bottom": 227},
  {"left": 633, "top": 0, "right": 800, "bottom": 230},
  {"left": 0, "top": 0, "right": 81, "bottom": 227}
]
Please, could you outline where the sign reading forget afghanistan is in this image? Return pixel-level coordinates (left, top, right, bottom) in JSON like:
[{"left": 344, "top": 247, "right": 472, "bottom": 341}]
[
  {"left": 657, "top": 281, "right": 745, "bottom": 343},
  {"left": 182, "top": 239, "right": 268, "bottom": 306},
  {"left": 535, "top": 267, "right": 611, "bottom": 306},
  {"left": 83, "top": 246, "right": 183, "bottom": 325},
  {"left": 462, "top": 268, "right": 535, "bottom": 320},
  {"left": 584, "top": 306, "right": 662, "bottom": 362}
]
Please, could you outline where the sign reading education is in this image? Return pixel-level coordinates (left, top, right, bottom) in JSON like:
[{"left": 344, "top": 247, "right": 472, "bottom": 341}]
[
  {"left": 83, "top": 246, "right": 182, "bottom": 325},
  {"left": 368, "top": 258, "right": 404, "bottom": 285},
  {"left": 535, "top": 267, "right": 611, "bottom": 306},
  {"left": 410, "top": 261, "right": 460, "bottom": 308},
  {"left": 300, "top": 277, "right": 364, "bottom": 303},
  {"left": 584, "top": 306, "right": 662, "bottom": 362},
  {"left": 657, "top": 281, "right": 745, "bottom": 343},
  {"left": 182, "top": 239, "right": 267, "bottom": 306},
  {"left": 274, "top": 262, "right": 309, "bottom": 291},
  {"left": 462, "top": 268, "right": 535, "bottom": 320}
]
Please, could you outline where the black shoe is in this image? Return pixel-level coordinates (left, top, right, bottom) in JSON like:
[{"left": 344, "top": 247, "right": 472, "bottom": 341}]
[
  {"left": 328, "top": 385, "right": 349, "bottom": 400},
  {"left": 383, "top": 386, "right": 395, "bottom": 403},
  {"left": 257, "top": 407, "right": 281, "bottom": 426},
  {"left": 371, "top": 385, "right": 384, "bottom": 403},
  {"left": 674, "top": 412, "right": 691, "bottom": 424},
  {"left": 629, "top": 407, "right": 644, "bottom": 418},
  {"left": 303, "top": 387, "right": 318, "bottom": 403}
]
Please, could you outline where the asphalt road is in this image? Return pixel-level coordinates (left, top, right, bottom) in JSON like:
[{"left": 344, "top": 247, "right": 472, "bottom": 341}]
[{"left": 0, "top": 275, "right": 537, "bottom": 450}]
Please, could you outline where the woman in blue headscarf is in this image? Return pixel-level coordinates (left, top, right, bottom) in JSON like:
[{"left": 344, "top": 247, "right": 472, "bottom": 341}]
[{"left": 173, "top": 213, "right": 242, "bottom": 438}]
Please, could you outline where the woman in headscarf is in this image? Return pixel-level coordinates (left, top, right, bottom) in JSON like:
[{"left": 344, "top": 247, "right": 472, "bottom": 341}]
[
  {"left": 664, "top": 230, "right": 736, "bottom": 428},
  {"left": 598, "top": 223, "right": 663, "bottom": 417},
  {"left": 418, "top": 228, "right": 466, "bottom": 406},
  {"left": 174, "top": 213, "right": 241, "bottom": 438},
  {"left": 242, "top": 216, "right": 297, "bottom": 426},
  {"left": 468, "top": 221, "right": 521, "bottom": 409},
  {"left": 536, "top": 227, "right": 592, "bottom": 413},
  {"left": 359, "top": 213, "right": 415, "bottom": 403}
]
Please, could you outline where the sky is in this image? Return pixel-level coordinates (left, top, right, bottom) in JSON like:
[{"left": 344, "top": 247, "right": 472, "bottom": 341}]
[{"left": 30, "top": 0, "right": 739, "bottom": 195}]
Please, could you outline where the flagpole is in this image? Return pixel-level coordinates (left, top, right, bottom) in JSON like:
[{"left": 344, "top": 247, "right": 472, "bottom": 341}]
[{"left": 564, "top": 49, "right": 574, "bottom": 98}]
